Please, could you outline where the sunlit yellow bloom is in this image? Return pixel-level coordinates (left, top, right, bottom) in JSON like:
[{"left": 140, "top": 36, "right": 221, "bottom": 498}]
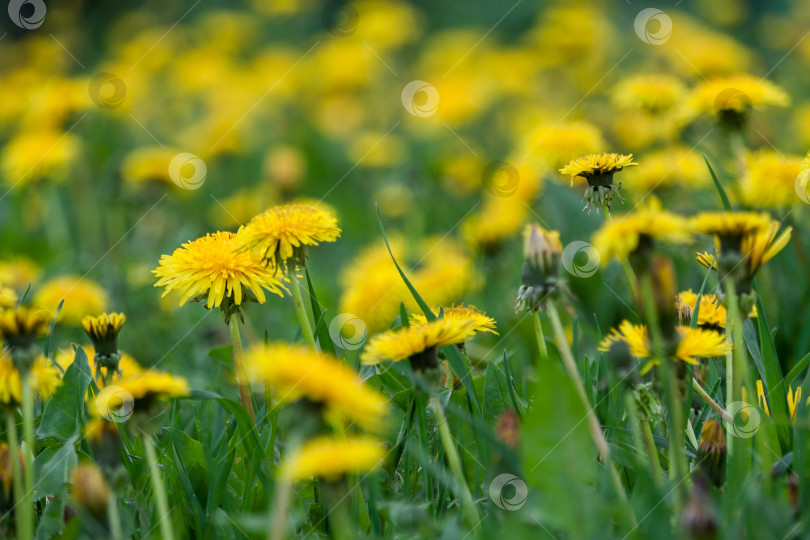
[
  {"left": 121, "top": 147, "right": 181, "bottom": 188},
  {"left": 0, "top": 287, "right": 15, "bottom": 308},
  {"left": 663, "top": 14, "right": 751, "bottom": 76},
  {"left": 410, "top": 304, "right": 498, "bottom": 335},
  {"left": 612, "top": 74, "right": 686, "bottom": 114},
  {"left": 0, "top": 306, "right": 50, "bottom": 343},
  {"left": 757, "top": 379, "right": 803, "bottom": 420},
  {"left": 0, "top": 350, "right": 61, "bottom": 405},
  {"left": 0, "top": 257, "right": 41, "bottom": 291},
  {"left": 153, "top": 231, "right": 287, "bottom": 308},
  {"left": 690, "top": 74, "right": 789, "bottom": 119},
  {"left": 246, "top": 343, "right": 388, "bottom": 430},
  {"left": 599, "top": 320, "right": 731, "bottom": 374},
  {"left": 235, "top": 203, "right": 341, "bottom": 269},
  {"left": 0, "top": 128, "right": 80, "bottom": 186},
  {"left": 691, "top": 211, "right": 772, "bottom": 238},
  {"left": 621, "top": 147, "right": 707, "bottom": 191},
  {"left": 33, "top": 276, "right": 109, "bottom": 325},
  {"left": 559, "top": 153, "right": 637, "bottom": 186},
  {"left": 283, "top": 436, "right": 384, "bottom": 481},
  {"left": 107, "top": 370, "right": 190, "bottom": 403},
  {"left": 462, "top": 198, "right": 528, "bottom": 249},
  {"left": 592, "top": 198, "right": 691, "bottom": 261},
  {"left": 739, "top": 150, "right": 803, "bottom": 208},
  {"left": 361, "top": 319, "right": 476, "bottom": 365}
]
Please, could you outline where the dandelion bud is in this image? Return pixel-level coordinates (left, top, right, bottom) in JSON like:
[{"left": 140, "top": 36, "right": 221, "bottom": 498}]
[
  {"left": 696, "top": 419, "right": 727, "bottom": 488},
  {"left": 71, "top": 463, "right": 110, "bottom": 517},
  {"left": 82, "top": 313, "right": 126, "bottom": 374},
  {"left": 0, "top": 307, "right": 50, "bottom": 374},
  {"left": 515, "top": 224, "right": 565, "bottom": 312},
  {"left": 681, "top": 474, "right": 718, "bottom": 540}
]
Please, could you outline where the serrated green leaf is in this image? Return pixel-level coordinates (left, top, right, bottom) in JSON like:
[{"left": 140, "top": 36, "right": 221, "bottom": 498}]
[{"left": 36, "top": 346, "right": 92, "bottom": 441}]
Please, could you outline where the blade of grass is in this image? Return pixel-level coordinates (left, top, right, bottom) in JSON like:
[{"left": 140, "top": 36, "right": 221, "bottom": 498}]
[
  {"left": 704, "top": 155, "right": 732, "bottom": 211},
  {"left": 787, "top": 352, "right": 810, "bottom": 386},
  {"left": 305, "top": 268, "right": 336, "bottom": 357}
]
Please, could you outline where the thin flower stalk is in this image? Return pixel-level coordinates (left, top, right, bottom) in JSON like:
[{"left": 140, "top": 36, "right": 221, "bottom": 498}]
[
  {"left": 6, "top": 413, "right": 30, "bottom": 540},
  {"left": 229, "top": 317, "right": 256, "bottom": 421},
  {"left": 290, "top": 271, "right": 318, "bottom": 351},
  {"left": 143, "top": 433, "right": 175, "bottom": 540}
]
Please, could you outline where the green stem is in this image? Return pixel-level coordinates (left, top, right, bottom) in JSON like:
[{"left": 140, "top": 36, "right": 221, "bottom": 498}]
[
  {"left": 107, "top": 491, "right": 122, "bottom": 540},
  {"left": 725, "top": 279, "right": 752, "bottom": 494},
  {"left": 532, "top": 310, "right": 549, "bottom": 362},
  {"left": 545, "top": 300, "right": 633, "bottom": 512},
  {"left": 269, "top": 470, "right": 293, "bottom": 540},
  {"left": 414, "top": 390, "right": 433, "bottom": 513},
  {"left": 6, "top": 413, "right": 31, "bottom": 540},
  {"left": 290, "top": 271, "right": 318, "bottom": 351},
  {"left": 640, "top": 418, "right": 664, "bottom": 487},
  {"left": 142, "top": 433, "right": 175, "bottom": 540},
  {"left": 639, "top": 274, "right": 687, "bottom": 511},
  {"left": 692, "top": 377, "right": 732, "bottom": 423},
  {"left": 428, "top": 396, "right": 479, "bottom": 528},
  {"left": 603, "top": 205, "right": 639, "bottom": 300},
  {"left": 229, "top": 317, "right": 256, "bottom": 422},
  {"left": 21, "top": 375, "right": 35, "bottom": 540}
]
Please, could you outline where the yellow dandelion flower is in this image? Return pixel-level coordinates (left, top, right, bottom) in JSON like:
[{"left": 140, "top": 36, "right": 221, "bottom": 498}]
[
  {"left": 592, "top": 198, "right": 691, "bottom": 261},
  {"left": 234, "top": 203, "right": 341, "bottom": 269},
  {"left": 33, "top": 276, "right": 109, "bottom": 325},
  {"left": 121, "top": 147, "right": 181, "bottom": 189},
  {"left": 621, "top": 147, "right": 707, "bottom": 192},
  {"left": 677, "top": 290, "right": 729, "bottom": 329},
  {"left": 739, "top": 150, "right": 803, "bottom": 208},
  {"left": 612, "top": 74, "right": 687, "bottom": 115},
  {"left": 524, "top": 121, "right": 606, "bottom": 170},
  {"left": 599, "top": 320, "right": 731, "bottom": 374},
  {"left": 82, "top": 313, "right": 126, "bottom": 350},
  {"left": 0, "top": 306, "right": 51, "bottom": 344},
  {"left": 246, "top": 343, "right": 388, "bottom": 430},
  {"left": 361, "top": 319, "right": 477, "bottom": 366},
  {"left": 0, "top": 257, "right": 41, "bottom": 291},
  {"left": 462, "top": 198, "right": 529, "bottom": 250},
  {"left": 283, "top": 436, "right": 385, "bottom": 481},
  {"left": 0, "top": 128, "right": 80, "bottom": 186},
  {"left": 153, "top": 231, "right": 287, "bottom": 309},
  {"left": 690, "top": 74, "right": 789, "bottom": 122},
  {"left": 0, "top": 286, "right": 15, "bottom": 308},
  {"left": 108, "top": 370, "right": 190, "bottom": 402},
  {"left": 691, "top": 211, "right": 772, "bottom": 238},
  {"left": 0, "top": 350, "right": 61, "bottom": 405},
  {"left": 559, "top": 153, "right": 638, "bottom": 186},
  {"left": 410, "top": 304, "right": 498, "bottom": 335}
]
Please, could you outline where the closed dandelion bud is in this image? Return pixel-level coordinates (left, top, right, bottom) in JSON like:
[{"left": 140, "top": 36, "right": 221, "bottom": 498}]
[
  {"left": 681, "top": 475, "right": 718, "bottom": 540},
  {"left": 0, "top": 307, "right": 50, "bottom": 375},
  {"left": 515, "top": 224, "right": 565, "bottom": 312},
  {"left": 71, "top": 463, "right": 110, "bottom": 518},
  {"left": 495, "top": 410, "right": 520, "bottom": 450},
  {"left": 696, "top": 419, "right": 727, "bottom": 488}
]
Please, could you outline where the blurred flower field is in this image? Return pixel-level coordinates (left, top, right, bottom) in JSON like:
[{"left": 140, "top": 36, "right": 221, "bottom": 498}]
[{"left": 2, "top": 0, "right": 810, "bottom": 538}]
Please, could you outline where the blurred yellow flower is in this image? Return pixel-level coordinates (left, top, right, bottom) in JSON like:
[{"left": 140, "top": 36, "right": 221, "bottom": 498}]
[
  {"left": 739, "top": 150, "right": 803, "bottom": 208},
  {"left": 0, "top": 306, "right": 51, "bottom": 343},
  {"left": 612, "top": 74, "right": 687, "bottom": 115},
  {"left": 153, "top": 231, "right": 287, "bottom": 309},
  {"left": 690, "top": 74, "right": 789, "bottom": 120},
  {"left": 757, "top": 379, "right": 803, "bottom": 421},
  {"left": 283, "top": 436, "right": 384, "bottom": 481},
  {"left": 246, "top": 343, "right": 388, "bottom": 431},
  {"left": 0, "top": 287, "right": 15, "bottom": 308},
  {"left": 525, "top": 121, "right": 606, "bottom": 170},
  {"left": 361, "top": 318, "right": 476, "bottom": 365},
  {"left": 33, "top": 276, "right": 109, "bottom": 325},
  {"left": 0, "top": 257, "right": 42, "bottom": 291},
  {"left": 105, "top": 370, "right": 190, "bottom": 404},
  {"left": 0, "top": 128, "right": 80, "bottom": 187},
  {"left": 663, "top": 14, "right": 752, "bottom": 76},
  {"left": 409, "top": 304, "right": 497, "bottom": 335},
  {"left": 0, "top": 350, "right": 61, "bottom": 405},
  {"left": 621, "top": 147, "right": 707, "bottom": 192},
  {"left": 121, "top": 147, "right": 181, "bottom": 189},
  {"left": 56, "top": 346, "right": 142, "bottom": 382}
]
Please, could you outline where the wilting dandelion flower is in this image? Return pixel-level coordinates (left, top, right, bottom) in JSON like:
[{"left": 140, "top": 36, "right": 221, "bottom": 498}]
[
  {"left": 282, "top": 436, "right": 385, "bottom": 481},
  {"left": 361, "top": 319, "right": 476, "bottom": 371},
  {"left": 246, "top": 343, "right": 388, "bottom": 431},
  {"left": 409, "top": 304, "right": 498, "bottom": 335},
  {"left": 33, "top": 276, "right": 109, "bottom": 326},
  {"left": 592, "top": 198, "right": 691, "bottom": 261},
  {"left": 559, "top": 153, "right": 637, "bottom": 212},
  {"left": 234, "top": 203, "right": 341, "bottom": 269},
  {"left": 153, "top": 231, "right": 287, "bottom": 312},
  {"left": 599, "top": 320, "right": 731, "bottom": 374}
]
